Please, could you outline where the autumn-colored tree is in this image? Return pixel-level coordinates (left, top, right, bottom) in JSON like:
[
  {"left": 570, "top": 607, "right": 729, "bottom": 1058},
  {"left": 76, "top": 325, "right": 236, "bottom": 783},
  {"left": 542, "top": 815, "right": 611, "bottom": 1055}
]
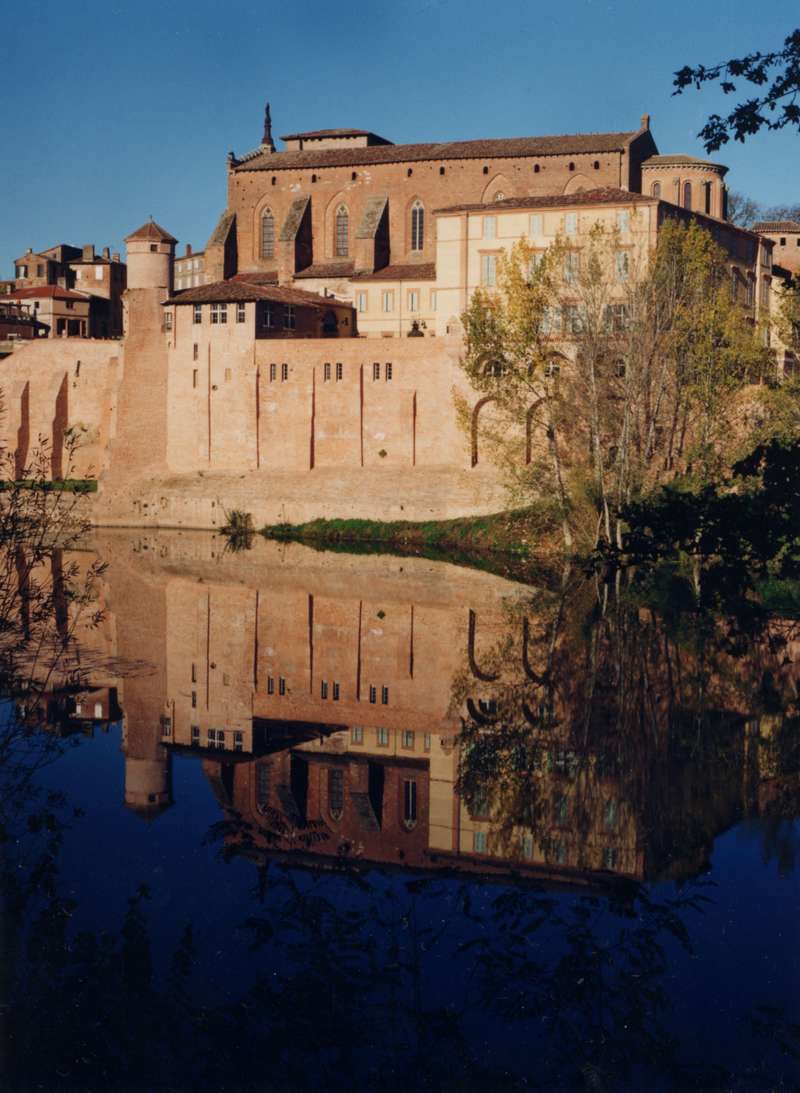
[{"left": 460, "top": 218, "right": 770, "bottom": 552}]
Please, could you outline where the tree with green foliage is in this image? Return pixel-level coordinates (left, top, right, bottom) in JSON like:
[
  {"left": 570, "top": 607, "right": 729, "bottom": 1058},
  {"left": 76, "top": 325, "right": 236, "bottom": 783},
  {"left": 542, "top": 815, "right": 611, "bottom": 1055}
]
[{"left": 459, "top": 217, "right": 770, "bottom": 553}]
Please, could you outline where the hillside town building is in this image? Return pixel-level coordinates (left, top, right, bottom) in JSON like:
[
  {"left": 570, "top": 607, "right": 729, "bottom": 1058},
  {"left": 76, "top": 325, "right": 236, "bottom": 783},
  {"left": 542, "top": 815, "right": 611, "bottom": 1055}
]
[{"left": 0, "top": 105, "right": 783, "bottom": 527}]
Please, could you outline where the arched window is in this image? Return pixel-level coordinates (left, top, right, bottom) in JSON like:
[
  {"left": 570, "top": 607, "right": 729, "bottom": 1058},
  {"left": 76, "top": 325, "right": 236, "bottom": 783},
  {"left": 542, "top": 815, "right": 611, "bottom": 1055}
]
[
  {"left": 682, "top": 181, "right": 692, "bottom": 210},
  {"left": 261, "top": 209, "right": 275, "bottom": 259},
  {"left": 328, "top": 768, "right": 344, "bottom": 821},
  {"left": 402, "top": 779, "right": 417, "bottom": 830},
  {"left": 411, "top": 200, "right": 424, "bottom": 251},
  {"left": 334, "top": 205, "right": 349, "bottom": 257},
  {"left": 651, "top": 181, "right": 661, "bottom": 198}
]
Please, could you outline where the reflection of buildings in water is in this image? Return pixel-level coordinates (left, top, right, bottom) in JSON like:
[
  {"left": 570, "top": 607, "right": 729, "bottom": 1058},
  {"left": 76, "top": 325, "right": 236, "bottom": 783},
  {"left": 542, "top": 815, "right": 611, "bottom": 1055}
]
[{"left": 73, "top": 531, "right": 800, "bottom": 880}]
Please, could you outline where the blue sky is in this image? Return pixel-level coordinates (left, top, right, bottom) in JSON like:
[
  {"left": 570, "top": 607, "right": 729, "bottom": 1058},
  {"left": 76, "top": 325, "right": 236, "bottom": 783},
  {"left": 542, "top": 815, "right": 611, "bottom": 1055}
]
[{"left": 3, "top": 0, "right": 798, "bottom": 272}]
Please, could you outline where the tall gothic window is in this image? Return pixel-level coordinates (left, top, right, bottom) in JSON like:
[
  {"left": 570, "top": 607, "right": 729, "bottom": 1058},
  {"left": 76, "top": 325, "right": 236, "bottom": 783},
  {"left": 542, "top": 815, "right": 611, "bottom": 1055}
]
[
  {"left": 328, "top": 768, "right": 344, "bottom": 820},
  {"left": 682, "top": 181, "right": 692, "bottom": 210},
  {"left": 651, "top": 181, "right": 661, "bottom": 198},
  {"left": 261, "top": 209, "right": 275, "bottom": 259},
  {"left": 335, "top": 205, "right": 349, "bottom": 257},
  {"left": 411, "top": 200, "right": 424, "bottom": 251}
]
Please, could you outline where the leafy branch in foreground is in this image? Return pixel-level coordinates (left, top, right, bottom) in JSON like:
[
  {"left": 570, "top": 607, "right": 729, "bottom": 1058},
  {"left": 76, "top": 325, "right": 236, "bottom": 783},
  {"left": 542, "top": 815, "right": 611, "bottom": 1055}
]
[{"left": 673, "top": 29, "right": 800, "bottom": 150}]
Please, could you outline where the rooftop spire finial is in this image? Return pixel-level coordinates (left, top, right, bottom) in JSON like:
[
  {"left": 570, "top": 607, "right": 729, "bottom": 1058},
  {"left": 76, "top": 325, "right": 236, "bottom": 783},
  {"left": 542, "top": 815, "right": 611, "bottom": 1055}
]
[{"left": 262, "top": 101, "right": 275, "bottom": 152}]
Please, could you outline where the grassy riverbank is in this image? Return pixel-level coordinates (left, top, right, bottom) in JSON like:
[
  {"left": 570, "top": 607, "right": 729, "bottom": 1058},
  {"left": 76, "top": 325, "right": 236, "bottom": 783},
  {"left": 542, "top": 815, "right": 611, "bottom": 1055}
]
[{"left": 263, "top": 509, "right": 554, "bottom": 557}]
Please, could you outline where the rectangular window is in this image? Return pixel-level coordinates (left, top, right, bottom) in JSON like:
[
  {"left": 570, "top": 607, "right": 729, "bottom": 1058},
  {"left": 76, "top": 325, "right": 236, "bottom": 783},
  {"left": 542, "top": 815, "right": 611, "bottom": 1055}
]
[
  {"left": 279, "top": 677, "right": 286, "bottom": 696},
  {"left": 760, "top": 278, "right": 770, "bottom": 308},
  {"left": 350, "top": 726, "right": 363, "bottom": 744},
  {"left": 191, "top": 691, "right": 197, "bottom": 708},
  {"left": 208, "top": 728, "right": 225, "bottom": 750},
  {"left": 191, "top": 725, "right": 200, "bottom": 744},
  {"left": 335, "top": 362, "right": 343, "bottom": 381},
  {"left": 369, "top": 685, "right": 377, "bottom": 704},
  {"left": 529, "top": 213, "right": 542, "bottom": 236},
  {"left": 324, "top": 362, "right": 331, "bottom": 381},
  {"left": 191, "top": 663, "right": 197, "bottom": 683},
  {"left": 234, "top": 730, "right": 243, "bottom": 752},
  {"left": 162, "top": 311, "right": 173, "bottom": 333},
  {"left": 408, "top": 290, "right": 419, "bottom": 312},
  {"left": 522, "top": 833, "right": 533, "bottom": 860},
  {"left": 211, "top": 303, "right": 220, "bottom": 324},
  {"left": 281, "top": 362, "right": 288, "bottom": 381},
  {"left": 263, "top": 305, "right": 274, "bottom": 328},
  {"left": 236, "top": 302, "right": 246, "bottom": 323},
  {"left": 602, "top": 847, "right": 618, "bottom": 870},
  {"left": 423, "top": 733, "right": 431, "bottom": 752},
  {"left": 95, "top": 266, "right": 103, "bottom": 281},
  {"left": 616, "top": 209, "right": 630, "bottom": 233},
  {"left": 269, "top": 362, "right": 276, "bottom": 382},
  {"left": 480, "top": 254, "right": 497, "bottom": 286},
  {"left": 541, "top": 306, "right": 561, "bottom": 335},
  {"left": 321, "top": 680, "right": 328, "bottom": 699},
  {"left": 377, "top": 727, "right": 389, "bottom": 746},
  {"left": 333, "top": 682, "right": 340, "bottom": 701},
  {"left": 430, "top": 289, "right": 437, "bottom": 311},
  {"left": 193, "top": 303, "right": 202, "bottom": 324},
  {"left": 385, "top": 362, "right": 392, "bottom": 381},
  {"left": 373, "top": 362, "right": 380, "bottom": 381},
  {"left": 267, "top": 676, "right": 274, "bottom": 695},
  {"left": 403, "top": 779, "right": 417, "bottom": 825},
  {"left": 402, "top": 729, "right": 414, "bottom": 749},
  {"left": 564, "top": 252, "right": 579, "bottom": 283},
  {"left": 473, "top": 831, "right": 487, "bottom": 853},
  {"left": 356, "top": 291, "right": 367, "bottom": 313},
  {"left": 565, "top": 212, "right": 578, "bottom": 235},
  {"left": 483, "top": 216, "right": 497, "bottom": 240},
  {"left": 745, "top": 277, "right": 755, "bottom": 307},
  {"left": 381, "top": 291, "right": 394, "bottom": 313},
  {"left": 565, "top": 305, "right": 583, "bottom": 334},
  {"left": 284, "top": 305, "right": 295, "bottom": 330},
  {"left": 381, "top": 685, "right": 389, "bottom": 705},
  {"left": 192, "top": 343, "right": 199, "bottom": 363},
  {"left": 160, "top": 715, "right": 171, "bottom": 736},
  {"left": 604, "top": 304, "right": 630, "bottom": 332},
  {"left": 192, "top": 369, "right": 198, "bottom": 388},
  {"left": 615, "top": 251, "right": 630, "bottom": 282}
]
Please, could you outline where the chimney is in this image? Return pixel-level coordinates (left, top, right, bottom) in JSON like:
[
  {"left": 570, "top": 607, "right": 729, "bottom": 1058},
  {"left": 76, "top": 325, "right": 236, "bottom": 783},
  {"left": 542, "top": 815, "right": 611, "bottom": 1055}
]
[
  {"left": 102, "top": 246, "right": 110, "bottom": 260},
  {"left": 112, "top": 252, "right": 120, "bottom": 263},
  {"left": 640, "top": 113, "right": 650, "bottom": 131},
  {"left": 82, "top": 244, "right": 95, "bottom": 262},
  {"left": 185, "top": 244, "right": 192, "bottom": 257}
]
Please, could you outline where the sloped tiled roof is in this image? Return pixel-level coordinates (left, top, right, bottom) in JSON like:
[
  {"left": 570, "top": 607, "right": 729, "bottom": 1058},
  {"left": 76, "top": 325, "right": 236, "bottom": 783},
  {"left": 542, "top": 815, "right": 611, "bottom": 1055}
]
[
  {"left": 642, "top": 154, "right": 727, "bottom": 173},
  {"left": 231, "top": 271, "right": 278, "bottom": 284},
  {"left": 234, "top": 130, "right": 640, "bottom": 173},
  {"left": 351, "top": 263, "right": 436, "bottom": 281},
  {"left": 293, "top": 262, "right": 355, "bottom": 279},
  {"left": 8, "top": 285, "right": 89, "bottom": 301},
  {"left": 280, "top": 128, "right": 386, "bottom": 141},
  {"left": 434, "top": 187, "right": 655, "bottom": 215},
  {"left": 165, "top": 280, "right": 347, "bottom": 309},
  {"left": 752, "top": 220, "right": 800, "bottom": 234},
  {"left": 124, "top": 220, "right": 177, "bottom": 243}
]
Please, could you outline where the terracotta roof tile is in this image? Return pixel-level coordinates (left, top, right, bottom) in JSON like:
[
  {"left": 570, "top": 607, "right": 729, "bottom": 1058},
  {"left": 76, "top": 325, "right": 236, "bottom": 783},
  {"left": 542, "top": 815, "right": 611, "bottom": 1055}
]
[
  {"left": 642, "top": 154, "right": 727, "bottom": 173},
  {"left": 352, "top": 263, "right": 436, "bottom": 282},
  {"left": 235, "top": 130, "right": 640, "bottom": 172},
  {"left": 752, "top": 220, "right": 800, "bottom": 233},
  {"left": 293, "top": 262, "right": 355, "bottom": 279},
  {"left": 124, "top": 220, "right": 177, "bottom": 244},
  {"left": 231, "top": 271, "right": 278, "bottom": 284},
  {"left": 280, "top": 128, "right": 387, "bottom": 141},
  {"left": 165, "top": 279, "right": 348, "bottom": 310},
  {"left": 7, "top": 285, "right": 89, "bottom": 301},
  {"left": 434, "top": 188, "right": 655, "bottom": 215}
]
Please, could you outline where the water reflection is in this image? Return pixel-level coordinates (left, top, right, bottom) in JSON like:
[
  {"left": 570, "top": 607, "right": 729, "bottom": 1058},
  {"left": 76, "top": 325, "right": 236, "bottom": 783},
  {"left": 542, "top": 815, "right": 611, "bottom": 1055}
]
[
  {"left": 3, "top": 531, "right": 799, "bottom": 1091},
  {"left": 62, "top": 532, "right": 799, "bottom": 886}
]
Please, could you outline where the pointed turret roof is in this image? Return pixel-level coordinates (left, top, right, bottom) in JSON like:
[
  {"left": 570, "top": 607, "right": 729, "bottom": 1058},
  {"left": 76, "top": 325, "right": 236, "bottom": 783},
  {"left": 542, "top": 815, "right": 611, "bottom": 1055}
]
[{"left": 124, "top": 219, "right": 177, "bottom": 244}]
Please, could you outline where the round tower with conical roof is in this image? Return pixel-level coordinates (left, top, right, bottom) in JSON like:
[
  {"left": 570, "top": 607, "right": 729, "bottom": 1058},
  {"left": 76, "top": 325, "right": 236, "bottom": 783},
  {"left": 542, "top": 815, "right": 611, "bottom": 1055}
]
[{"left": 124, "top": 218, "right": 177, "bottom": 291}]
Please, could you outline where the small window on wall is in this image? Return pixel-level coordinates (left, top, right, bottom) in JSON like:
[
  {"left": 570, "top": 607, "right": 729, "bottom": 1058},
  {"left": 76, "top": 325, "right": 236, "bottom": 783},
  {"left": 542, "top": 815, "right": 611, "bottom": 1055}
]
[
  {"left": 269, "top": 362, "right": 276, "bottom": 382},
  {"left": 408, "top": 290, "right": 419, "bottom": 312},
  {"left": 483, "top": 216, "right": 497, "bottom": 240},
  {"left": 193, "top": 304, "right": 202, "bottom": 324},
  {"left": 430, "top": 289, "right": 437, "bottom": 311},
  {"left": 191, "top": 725, "right": 200, "bottom": 744},
  {"left": 324, "top": 362, "right": 331, "bottom": 381},
  {"left": 651, "top": 181, "right": 661, "bottom": 198},
  {"left": 369, "top": 685, "right": 377, "bottom": 704},
  {"left": 279, "top": 677, "right": 286, "bottom": 695},
  {"left": 377, "top": 727, "right": 389, "bottom": 746},
  {"left": 95, "top": 266, "right": 103, "bottom": 281},
  {"left": 480, "top": 254, "right": 497, "bottom": 286},
  {"left": 210, "top": 303, "right": 227, "bottom": 324},
  {"left": 616, "top": 210, "right": 630, "bottom": 232},
  {"left": 563, "top": 252, "right": 579, "bottom": 283},
  {"left": 267, "top": 676, "right": 275, "bottom": 694},
  {"left": 373, "top": 361, "right": 380, "bottom": 380},
  {"left": 335, "top": 205, "right": 349, "bottom": 257},
  {"left": 411, "top": 201, "right": 424, "bottom": 251},
  {"left": 192, "top": 369, "right": 198, "bottom": 388},
  {"left": 261, "top": 209, "right": 275, "bottom": 259},
  {"left": 565, "top": 212, "right": 577, "bottom": 235},
  {"left": 385, "top": 363, "right": 392, "bottom": 381},
  {"left": 381, "top": 291, "right": 394, "bottom": 313},
  {"left": 351, "top": 726, "right": 363, "bottom": 744},
  {"left": 284, "top": 305, "right": 295, "bottom": 330},
  {"left": 529, "top": 213, "right": 542, "bottom": 236},
  {"left": 163, "top": 311, "right": 173, "bottom": 331},
  {"left": 281, "top": 362, "right": 288, "bottom": 381},
  {"left": 682, "top": 181, "right": 692, "bottom": 209},
  {"left": 473, "top": 831, "right": 487, "bottom": 853},
  {"left": 336, "top": 362, "right": 343, "bottom": 381},
  {"left": 234, "top": 731, "right": 243, "bottom": 752},
  {"left": 402, "top": 730, "right": 414, "bottom": 749},
  {"left": 615, "top": 251, "right": 630, "bottom": 282},
  {"left": 236, "top": 302, "right": 246, "bottom": 323},
  {"left": 357, "top": 291, "right": 367, "bottom": 313},
  {"left": 381, "top": 685, "right": 390, "bottom": 704},
  {"left": 321, "top": 680, "right": 328, "bottom": 699}
]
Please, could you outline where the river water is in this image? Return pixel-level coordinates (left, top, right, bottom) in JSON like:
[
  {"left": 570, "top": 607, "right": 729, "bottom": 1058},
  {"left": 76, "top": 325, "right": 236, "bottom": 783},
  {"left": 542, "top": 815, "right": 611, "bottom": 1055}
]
[{"left": 2, "top": 531, "right": 798, "bottom": 1092}]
